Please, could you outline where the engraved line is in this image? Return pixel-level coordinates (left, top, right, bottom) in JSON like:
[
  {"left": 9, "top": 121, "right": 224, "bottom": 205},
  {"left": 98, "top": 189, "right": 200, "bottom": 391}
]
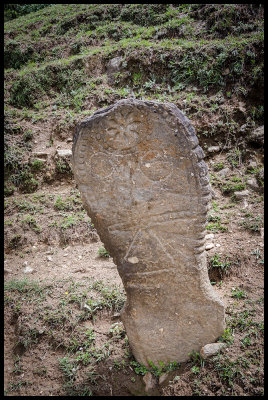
[
  {"left": 123, "top": 229, "right": 142, "bottom": 261},
  {"left": 150, "top": 231, "right": 176, "bottom": 266}
]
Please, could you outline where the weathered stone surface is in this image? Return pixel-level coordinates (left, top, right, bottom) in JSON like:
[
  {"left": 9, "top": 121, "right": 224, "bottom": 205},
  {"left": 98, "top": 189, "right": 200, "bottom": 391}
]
[
  {"left": 72, "top": 99, "right": 225, "bottom": 365},
  {"left": 200, "top": 342, "right": 226, "bottom": 359}
]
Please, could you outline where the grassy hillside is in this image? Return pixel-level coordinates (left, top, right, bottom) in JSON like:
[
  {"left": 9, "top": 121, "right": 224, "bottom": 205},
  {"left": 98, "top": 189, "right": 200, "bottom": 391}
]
[
  {"left": 4, "top": 4, "right": 264, "bottom": 195},
  {"left": 4, "top": 4, "right": 264, "bottom": 397}
]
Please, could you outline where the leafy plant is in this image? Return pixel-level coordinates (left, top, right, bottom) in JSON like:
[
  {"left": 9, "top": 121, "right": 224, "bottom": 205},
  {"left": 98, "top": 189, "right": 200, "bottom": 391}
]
[
  {"left": 231, "top": 287, "right": 247, "bottom": 299},
  {"left": 98, "top": 246, "right": 110, "bottom": 258},
  {"left": 219, "top": 328, "right": 234, "bottom": 345},
  {"left": 209, "top": 253, "right": 231, "bottom": 278}
]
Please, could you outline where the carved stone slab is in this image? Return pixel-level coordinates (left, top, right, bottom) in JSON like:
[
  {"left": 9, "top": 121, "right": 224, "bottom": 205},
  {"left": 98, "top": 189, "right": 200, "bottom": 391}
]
[{"left": 72, "top": 99, "right": 225, "bottom": 366}]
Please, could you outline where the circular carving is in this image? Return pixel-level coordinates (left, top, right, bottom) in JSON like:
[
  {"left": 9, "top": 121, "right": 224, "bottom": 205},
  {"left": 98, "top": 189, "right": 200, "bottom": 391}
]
[
  {"left": 104, "top": 113, "right": 140, "bottom": 150},
  {"left": 90, "top": 152, "right": 114, "bottom": 178}
]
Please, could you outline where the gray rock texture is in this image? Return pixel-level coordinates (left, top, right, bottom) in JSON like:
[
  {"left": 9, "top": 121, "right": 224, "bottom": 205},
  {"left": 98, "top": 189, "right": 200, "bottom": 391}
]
[
  {"left": 72, "top": 99, "right": 225, "bottom": 366},
  {"left": 247, "top": 125, "right": 264, "bottom": 146},
  {"left": 200, "top": 342, "right": 226, "bottom": 359}
]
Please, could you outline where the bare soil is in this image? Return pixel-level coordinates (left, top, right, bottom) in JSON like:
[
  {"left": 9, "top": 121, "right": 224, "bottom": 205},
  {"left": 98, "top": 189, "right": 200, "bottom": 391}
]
[{"left": 4, "top": 148, "right": 264, "bottom": 396}]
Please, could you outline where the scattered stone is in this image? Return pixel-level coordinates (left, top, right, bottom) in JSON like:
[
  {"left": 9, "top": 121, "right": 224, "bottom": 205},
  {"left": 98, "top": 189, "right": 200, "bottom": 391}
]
[
  {"left": 210, "top": 188, "right": 217, "bottom": 199},
  {"left": 73, "top": 99, "right": 225, "bottom": 365},
  {"left": 205, "top": 233, "right": 215, "bottom": 240},
  {"left": 47, "top": 256, "right": 52, "bottom": 261},
  {"left": 106, "top": 56, "right": 124, "bottom": 84},
  {"left": 56, "top": 149, "right": 72, "bottom": 159},
  {"left": 217, "top": 167, "right": 230, "bottom": 179},
  {"left": 247, "top": 160, "right": 257, "bottom": 171},
  {"left": 256, "top": 168, "right": 264, "bottom": 182},
  {"left": 143, "top": 372, "right": 156, "bottom": 392},
  {"left": 207, "top": 145, "right": 220, "bottom": 153},
  {"left": 247, "top": 125, "right": 264, "bottom": 146},
  {"left": 107, "top": 56, "right": 124, "bottom": 73},
  {"left": 4, "top": 268, "right": 12, "bottom": 273},
  {"left": 234, "top": 190, "right": 249, "bottom": 200},
  {"left": 222, "top": 68, "right": 230, "bottom": 75},
  {"left": 112, "top": 312, "right": 121, "bottom": 320},
  {"left": 243, "top": 199, "right": 249, "bottom": 208},
  {"left": 45, "top": 249, "right": 53, "bottom": 255},
  {"left": 205, "top": 243, "right": 215, "bottom": 250},
  {"left": 215, "top": 243, "right": 221, "bottom": 247},
  {"left": 240, "top": 124, "right": 248, "bottom": 133},
  {"left": 66, "top": 138, "right": 73, "bottom": 143},
  {"left": 159, "top": 372, "right": 170, "bottom": 385},
  {"left": 31, "top": 151, "right": 49, "bottom": 159},
  {"left": 200, "top": 343, "right": 226, "bottom": 359},
  {"left": 23, "top": 266, "right": 34, "bottom": 273},
  {"left": 247, "top": 177, "right": 259, "bottom": 192}
]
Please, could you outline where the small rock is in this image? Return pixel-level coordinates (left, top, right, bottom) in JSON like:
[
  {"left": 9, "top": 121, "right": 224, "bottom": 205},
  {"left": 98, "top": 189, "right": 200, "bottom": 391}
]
[
  {"left": 205, "top": 233, "right": 214, "bottom": 240},
  {"left": 222, "top": 68, "right": 230, "bottom": 75},
  {"left": 4, "top": 268, "right": 12, "bottom": 273},
  {"left": 56, "top": 149, "right": 72, "bottom": 159},
  {"left": 256, "top": 168, "right": 264, "bottom": 182},
  {"left": 216, "top": 243, "right": 221, "bottom": 247},
  {"left": 23, "top": 266, "right": 34, "bottom": 273},
  {"left": 210, "top": 189, "right": 217, "bottom": 199},
  {"left": 247, "top": 177, "right": 259, "bottom": 192},
  {"left": 217, "top": 167, "right": 230, "bottom": 178},
  {"left": 143, "top": 372, "right": 156, "bottom": 393},
  {"left": 128, "top": 256, "right": 139, "bottom": 264},
  {"left": 207, "top": 146, "right": 220, "bottom": 153},
  {"left": 205, "top": 243, "right": 215, "bottom": 250},
  {"left": 260, "top": 228, "right": 264, "bottom": 238},
  {"left": 45, "top": 249, "right": 53, "bottom": 255},
  {"left": 47, "top": 256, "right": 52, "bottom": 262},
  {"left": 247, "top": 160, "right": 257, "bottom": 171},
  {"left": 159, "top": 372, "right": 170, "bottom": 385},
  {"left": 66, "top": 138, "right": 73, "bottom": 143},
  {"left": 247, "top": 125, "right": 264, "bottom": 146},
  {"left": 240, "top": 124, "right": 247, "bottom": 133},
  {"left": 107, "top": 56, "right": 124, "bottom": 72},
  {"left": 23, "top": 261, "right": 28, "bottom": 267},
  {"left": 243, "top": 199, "right": 248, "bottom": 208},
  {"left": 200, "top": 343, "right": 226, "bottom": 359},
  {"left": 31, "top": 151, "right": 49, "bottom": 159},
  {"left": 112, "top": 312, "right": 121, "bottom": 320},
  {"left": 234, "top": 190, "right": 249, "bottom": 200}
]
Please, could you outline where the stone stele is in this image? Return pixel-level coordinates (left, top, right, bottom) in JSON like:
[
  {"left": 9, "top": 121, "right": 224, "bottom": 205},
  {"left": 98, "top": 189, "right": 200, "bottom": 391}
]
[{"left": 72, "top": 99, "right": 225, "bottom": 366}]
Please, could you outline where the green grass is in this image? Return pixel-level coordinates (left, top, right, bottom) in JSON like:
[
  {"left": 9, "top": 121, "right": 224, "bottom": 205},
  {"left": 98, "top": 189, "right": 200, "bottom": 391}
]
[{"left": 208, "top": 253, "right": 231, "bottom": 278}]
